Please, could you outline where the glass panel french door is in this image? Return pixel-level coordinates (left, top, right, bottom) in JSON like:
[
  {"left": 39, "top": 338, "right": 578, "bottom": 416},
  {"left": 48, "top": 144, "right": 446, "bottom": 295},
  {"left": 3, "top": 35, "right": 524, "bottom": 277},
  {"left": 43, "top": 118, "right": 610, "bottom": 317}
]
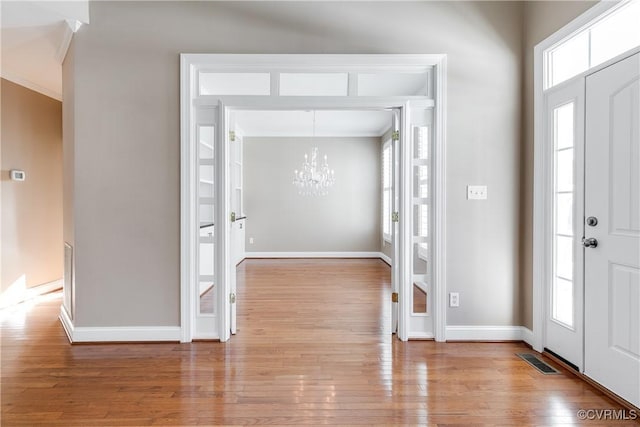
[
  {"left": 194, "top": 110, "right": 218, "bottom": 339},
  {"left": 406, "top": 102, "right": 434, "bottom": 338},
  {"left": 544, "top": 78, "right": 585, "bottom": 369}
]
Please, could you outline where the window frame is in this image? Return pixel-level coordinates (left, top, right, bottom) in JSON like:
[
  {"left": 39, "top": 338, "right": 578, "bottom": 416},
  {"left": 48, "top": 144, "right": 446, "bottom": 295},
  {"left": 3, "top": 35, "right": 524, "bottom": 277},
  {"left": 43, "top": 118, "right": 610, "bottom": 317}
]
[{"left": 543, "top": 0, "right": 639, "bottom": 89}]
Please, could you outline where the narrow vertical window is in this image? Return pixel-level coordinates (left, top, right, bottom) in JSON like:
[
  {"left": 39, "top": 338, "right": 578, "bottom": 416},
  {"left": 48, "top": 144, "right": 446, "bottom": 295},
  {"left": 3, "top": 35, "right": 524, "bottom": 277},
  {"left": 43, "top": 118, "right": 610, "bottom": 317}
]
[{"left": 552, "top": 102, "right": 575, "bottom": 327}]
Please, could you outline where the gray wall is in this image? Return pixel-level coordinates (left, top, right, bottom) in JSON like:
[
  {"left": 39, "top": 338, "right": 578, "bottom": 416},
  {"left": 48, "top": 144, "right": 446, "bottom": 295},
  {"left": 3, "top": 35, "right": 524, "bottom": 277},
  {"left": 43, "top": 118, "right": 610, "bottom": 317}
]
[
  {"left": 1, "top": 79, "right": 63, "bottom": 293},
  {"left": 66, "top": 1, "right": 525, "bottom": 327},
  {"left": 244, "top": 137, "right": 381, "bottom": 252},
  {"left": 519, "top": 1, "right": 597, "bottom": 329}
]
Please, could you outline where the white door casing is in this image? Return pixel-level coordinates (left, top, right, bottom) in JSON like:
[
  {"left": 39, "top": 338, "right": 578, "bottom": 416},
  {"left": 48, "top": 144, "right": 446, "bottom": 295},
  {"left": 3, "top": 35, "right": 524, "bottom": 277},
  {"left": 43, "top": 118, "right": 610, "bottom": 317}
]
[
  {"left": 543, "top": 78, "right": 585, "bottom": 370},
  {"left": 180, "top": 54, "right": 447, "bottom": 343},
  {"left": 584, "top": 52, "right": 640, "bottom": 407}
]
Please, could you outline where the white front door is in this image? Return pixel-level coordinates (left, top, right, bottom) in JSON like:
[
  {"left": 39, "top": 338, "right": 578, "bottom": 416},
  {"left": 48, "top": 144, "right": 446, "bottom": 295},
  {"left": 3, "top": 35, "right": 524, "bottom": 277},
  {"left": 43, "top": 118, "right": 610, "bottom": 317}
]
[
  {"left": 584, "top": 52, "right": 640, "bottom": 407},
  {"left": 543, "top": 78, "right": 585, "bottom": 370}
]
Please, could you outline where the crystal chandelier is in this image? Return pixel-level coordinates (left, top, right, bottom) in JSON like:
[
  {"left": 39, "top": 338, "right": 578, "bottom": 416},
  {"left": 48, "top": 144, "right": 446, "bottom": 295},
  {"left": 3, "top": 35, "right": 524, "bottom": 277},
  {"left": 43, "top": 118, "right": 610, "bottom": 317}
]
[{"left": 293, "top": 111, "right": 336, "bottom": 196}]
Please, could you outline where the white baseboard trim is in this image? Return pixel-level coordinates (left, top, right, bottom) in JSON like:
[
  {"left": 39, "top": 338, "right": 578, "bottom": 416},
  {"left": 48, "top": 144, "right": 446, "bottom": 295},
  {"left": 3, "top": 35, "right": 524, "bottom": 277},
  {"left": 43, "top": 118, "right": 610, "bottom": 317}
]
[
  {"left": 245, "top": 251, "right": 385, "bottom": 259},
  {"left": 58, "top": 306, "right": 181, "bottom": 343},
  {"left": 521, "top": 327, "right": 534, "bottom": 347},
  {"left": 446, "top": 325, "right": 531, "bottom": 342},
  {"left": 59, "top": 305, "right": 74, "bottom": 343},
  {"left": 379, "top": 252, "right": 392, "bottom": 266},
  {"left": 1, "top": 279, "right": 62, "bottom": 309}
]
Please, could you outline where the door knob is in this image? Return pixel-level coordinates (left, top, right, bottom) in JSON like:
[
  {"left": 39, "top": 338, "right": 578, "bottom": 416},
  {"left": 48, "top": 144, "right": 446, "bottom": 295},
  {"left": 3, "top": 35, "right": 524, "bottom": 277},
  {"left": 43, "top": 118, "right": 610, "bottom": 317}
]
[{"left": 582, "top": 237, "right": 598, "bottom": 248}]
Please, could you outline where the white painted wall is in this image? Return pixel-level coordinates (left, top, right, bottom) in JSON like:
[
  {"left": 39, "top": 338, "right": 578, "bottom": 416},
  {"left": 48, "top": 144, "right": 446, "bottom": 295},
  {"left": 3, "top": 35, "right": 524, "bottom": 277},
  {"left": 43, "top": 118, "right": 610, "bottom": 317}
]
[
  {"left": 244, "top": 136, "right": 381, "bottom": 253},
  {"left": 65, "top": 1, "right": 527, "bottom": 328}
]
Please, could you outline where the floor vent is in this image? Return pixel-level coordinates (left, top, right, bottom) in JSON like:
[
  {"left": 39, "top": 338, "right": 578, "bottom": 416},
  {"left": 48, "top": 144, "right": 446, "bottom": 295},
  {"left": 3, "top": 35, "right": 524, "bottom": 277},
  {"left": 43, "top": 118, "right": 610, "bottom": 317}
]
[{"left": 517, "top": 353, "right": 560, "bottom": 375}]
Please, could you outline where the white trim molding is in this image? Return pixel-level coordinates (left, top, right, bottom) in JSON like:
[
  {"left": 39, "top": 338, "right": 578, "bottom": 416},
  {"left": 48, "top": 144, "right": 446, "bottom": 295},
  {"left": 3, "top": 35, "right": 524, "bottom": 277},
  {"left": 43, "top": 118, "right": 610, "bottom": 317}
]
[
  {"left": 59, "top": 306, "right": 181, "bottom": 343},
  {"left": 245, "top": 251, "right": 385, "bottom": 259},
  {"left": 446, "top": 325, "right": 532, "bottom": 342},
  {"left": 379, "top": 252, "right": 392, "bottom": 266},
  {"left": 181, "top": 54, "right": 447, "bottom": 344},
  {"left": 0, "top": 279, "right": 62, "bottom": 309}
]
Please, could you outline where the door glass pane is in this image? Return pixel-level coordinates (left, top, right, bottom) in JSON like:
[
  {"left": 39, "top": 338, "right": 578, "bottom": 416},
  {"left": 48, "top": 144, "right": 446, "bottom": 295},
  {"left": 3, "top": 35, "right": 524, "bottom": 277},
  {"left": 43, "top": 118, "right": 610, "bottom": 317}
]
[
  {"left": 413, "top": 126, "right": 429, "bottom": 160},
  {"left": 413, "top": 243, "right": 427, "bottom": 275},
  {"left": 553, "top": 277, "right": 574, "bottom": 327},
  {"left": 556, "top": 235, "right": 573, "bottom": 281},
  {"left": 199, "top": 243, "right": 215, "bottom": 277},
  {"left": 198, "top": 124, "right": 215, "bottom": 315},
  {"left": 414, "top": 165, "right": 428, "bottom": 198},
  {"left": 555, "top": 193, "right": 573, "bottom": 236},
  {"left": 552, "top": 102, "right": 575, "bottom": 328},
  {"left": 555, "top": 103, "right": 574, "bottom": 149},
  {"left": 199, "top": 282, "right": 215, "bottom": 314},
  {"left": 412, "top": 283, "right": 427, "bottom": 314},
  {"left": 556, "top": 149, "right": 574, "bottom": 192},
  {"left": 549, "top": 32, "right": 589, "bottom": 87},
  {"left": 199, "top": 126, "right": 215, "bottom": 159},
  {"left": 590, "top": 1, "right": 640, "bottom": 67}
]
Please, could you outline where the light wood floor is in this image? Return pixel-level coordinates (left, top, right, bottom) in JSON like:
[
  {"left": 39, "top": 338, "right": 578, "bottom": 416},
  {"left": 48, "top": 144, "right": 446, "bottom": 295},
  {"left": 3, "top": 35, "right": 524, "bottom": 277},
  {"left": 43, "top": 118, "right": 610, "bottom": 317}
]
[{"left": 1, "top": 259, "right": 633, "bottom": 426}]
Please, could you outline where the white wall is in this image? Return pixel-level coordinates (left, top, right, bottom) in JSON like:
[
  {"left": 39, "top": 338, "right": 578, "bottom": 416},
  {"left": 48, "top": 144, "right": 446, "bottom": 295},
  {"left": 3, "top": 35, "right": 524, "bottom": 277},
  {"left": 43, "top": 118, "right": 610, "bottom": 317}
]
[
  {"left": 65, "top": 1, "right": 524, "bottom": 327},
  {"left": 244, "top": 137, "right": 381, "bottom": 253}
]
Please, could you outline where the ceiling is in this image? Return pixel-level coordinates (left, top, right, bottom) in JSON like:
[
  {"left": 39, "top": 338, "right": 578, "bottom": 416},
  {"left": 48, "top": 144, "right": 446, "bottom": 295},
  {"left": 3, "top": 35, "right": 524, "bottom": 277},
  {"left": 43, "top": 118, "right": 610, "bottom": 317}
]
[
  {"left": 234, "top": 110, "right": 393, "bottom": 138},
  {"left": 0, "top": 0, "right": 90, "bottom": 100}
]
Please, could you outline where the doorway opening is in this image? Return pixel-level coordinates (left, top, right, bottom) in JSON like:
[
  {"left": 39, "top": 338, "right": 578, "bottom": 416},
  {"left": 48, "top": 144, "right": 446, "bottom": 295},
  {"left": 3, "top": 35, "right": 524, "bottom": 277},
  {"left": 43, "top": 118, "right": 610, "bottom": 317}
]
[
  {"left": 180, "top": 54, "right": 447, "bottom": 344},
  {"left": 227, "top": 108, "right": 395, "bottom": 339}
]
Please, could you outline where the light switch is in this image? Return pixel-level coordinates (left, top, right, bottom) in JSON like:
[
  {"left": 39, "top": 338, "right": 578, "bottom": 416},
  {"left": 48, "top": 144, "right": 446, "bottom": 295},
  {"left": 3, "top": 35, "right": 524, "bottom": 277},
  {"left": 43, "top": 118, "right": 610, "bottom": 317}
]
[{"left": 467, "top": 185, "right": 487, "bottom": 200}]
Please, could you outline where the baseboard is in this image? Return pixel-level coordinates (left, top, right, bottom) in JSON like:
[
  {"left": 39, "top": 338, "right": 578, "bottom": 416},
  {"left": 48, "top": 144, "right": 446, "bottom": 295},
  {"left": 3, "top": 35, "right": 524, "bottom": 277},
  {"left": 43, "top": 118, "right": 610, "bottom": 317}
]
[
  {"left": 58, "top": 307, "right": 181, "bottom": 343},
  {"left": 245, "top": 251, "right": 385, "bottom": 259},
  {"left": 446, "top": 325, "right": 531, "bottom": 342},
  {"left": 1, "top": 279, "right": 62, "bottom": 309},
  {"left": 379, "top": 252, "right": 392, "bottom": 266},
  {"left": 521, "top": 327, "right": 534, "bottom": 347},
  {"left": 59, "top": 305, "right": 74, "bottom": 343}
]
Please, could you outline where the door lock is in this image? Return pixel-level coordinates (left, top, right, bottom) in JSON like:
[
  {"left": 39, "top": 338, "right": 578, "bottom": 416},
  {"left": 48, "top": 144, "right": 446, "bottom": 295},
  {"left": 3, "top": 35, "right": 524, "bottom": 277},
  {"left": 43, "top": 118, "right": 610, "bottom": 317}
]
[
  {"left": 582, "top": 237, "right": 598, "bottom": 248},
  {"left": 586, "top": 216, "right": 598, "bottom": 227}
]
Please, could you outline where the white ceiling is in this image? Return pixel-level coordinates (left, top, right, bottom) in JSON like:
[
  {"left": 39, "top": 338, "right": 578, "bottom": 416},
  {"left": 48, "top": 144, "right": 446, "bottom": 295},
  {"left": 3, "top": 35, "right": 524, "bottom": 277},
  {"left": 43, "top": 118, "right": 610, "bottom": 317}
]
[
  {"left": 234, "top": 110, "right": 393, "bottom": 138},
  {"left": 0, "top": 0, "right": 90, "bottom": 100}
]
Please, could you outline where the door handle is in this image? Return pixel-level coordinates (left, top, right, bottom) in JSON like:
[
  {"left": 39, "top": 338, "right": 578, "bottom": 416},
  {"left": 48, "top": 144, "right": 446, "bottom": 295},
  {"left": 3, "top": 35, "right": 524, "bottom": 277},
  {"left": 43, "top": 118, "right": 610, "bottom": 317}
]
[{"left": 582, "top": 237, "right": 598, "bottom": 248}]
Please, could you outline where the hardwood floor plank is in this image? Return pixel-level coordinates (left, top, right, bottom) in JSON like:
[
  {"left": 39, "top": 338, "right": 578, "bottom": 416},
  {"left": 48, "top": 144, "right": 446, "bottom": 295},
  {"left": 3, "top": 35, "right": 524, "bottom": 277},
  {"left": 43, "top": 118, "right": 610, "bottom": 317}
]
[{"left": 1, "top": 259, "right": 635, "bottom": 425}]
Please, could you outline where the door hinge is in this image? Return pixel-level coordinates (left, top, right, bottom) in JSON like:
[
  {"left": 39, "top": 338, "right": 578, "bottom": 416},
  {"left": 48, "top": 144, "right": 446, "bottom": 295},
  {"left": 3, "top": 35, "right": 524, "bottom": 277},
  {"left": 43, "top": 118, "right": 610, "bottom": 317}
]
[
  {"left": 392, "top": 211, "right": 399, "bottom": 223},
  {"left": 391, "top": 130, "right": 400, "bottom": 142},
  {"left": 391, "top": 292, "right": 399, "bottom": 303},
  {"left": 229, "top": 293, "right": 236, "bottom": 304},
  {"left": 229, "top": 131, "right": 236, "bottom": 142},
  {"left": 230, "top": 211, "right": 236, "bottom": 222}
]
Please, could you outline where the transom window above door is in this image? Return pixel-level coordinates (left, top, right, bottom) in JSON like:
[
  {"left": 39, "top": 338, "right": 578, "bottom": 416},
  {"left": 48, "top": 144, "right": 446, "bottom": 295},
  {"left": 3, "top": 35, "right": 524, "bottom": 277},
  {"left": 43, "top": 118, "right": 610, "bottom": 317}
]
[{"left": 544, "top": 0, "right": 640, "bottom": 89}]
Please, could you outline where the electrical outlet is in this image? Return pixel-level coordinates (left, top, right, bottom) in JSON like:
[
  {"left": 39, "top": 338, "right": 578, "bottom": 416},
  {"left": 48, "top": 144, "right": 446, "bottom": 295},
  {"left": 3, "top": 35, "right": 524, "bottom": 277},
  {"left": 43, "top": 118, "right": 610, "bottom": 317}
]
[
  {"left": 249, "top": 237, "right": 254, "bottom": 244},
  {"left": 449, "top": 292, "right": 460, "bottom": 307},
  {"left": 467, "top": 185, "right": 487, "bottom": 200}
]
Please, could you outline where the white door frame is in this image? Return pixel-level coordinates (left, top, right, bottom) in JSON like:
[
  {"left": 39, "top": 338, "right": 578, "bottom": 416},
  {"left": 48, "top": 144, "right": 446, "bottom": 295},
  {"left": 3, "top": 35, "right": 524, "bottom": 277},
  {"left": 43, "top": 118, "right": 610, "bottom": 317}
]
[
  {"left": 532, "top": 1, "right": 640, "bottom": 352},
  {"left": 180, "top": 54, "right": 447, "bottom": 343}
]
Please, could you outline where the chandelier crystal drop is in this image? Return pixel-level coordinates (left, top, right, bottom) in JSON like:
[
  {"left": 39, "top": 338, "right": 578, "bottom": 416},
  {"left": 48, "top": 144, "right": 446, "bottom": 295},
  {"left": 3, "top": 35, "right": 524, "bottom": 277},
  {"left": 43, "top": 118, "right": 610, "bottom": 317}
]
[{"left": 293, "top": 147, "right": 336, "bottom": 196}]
